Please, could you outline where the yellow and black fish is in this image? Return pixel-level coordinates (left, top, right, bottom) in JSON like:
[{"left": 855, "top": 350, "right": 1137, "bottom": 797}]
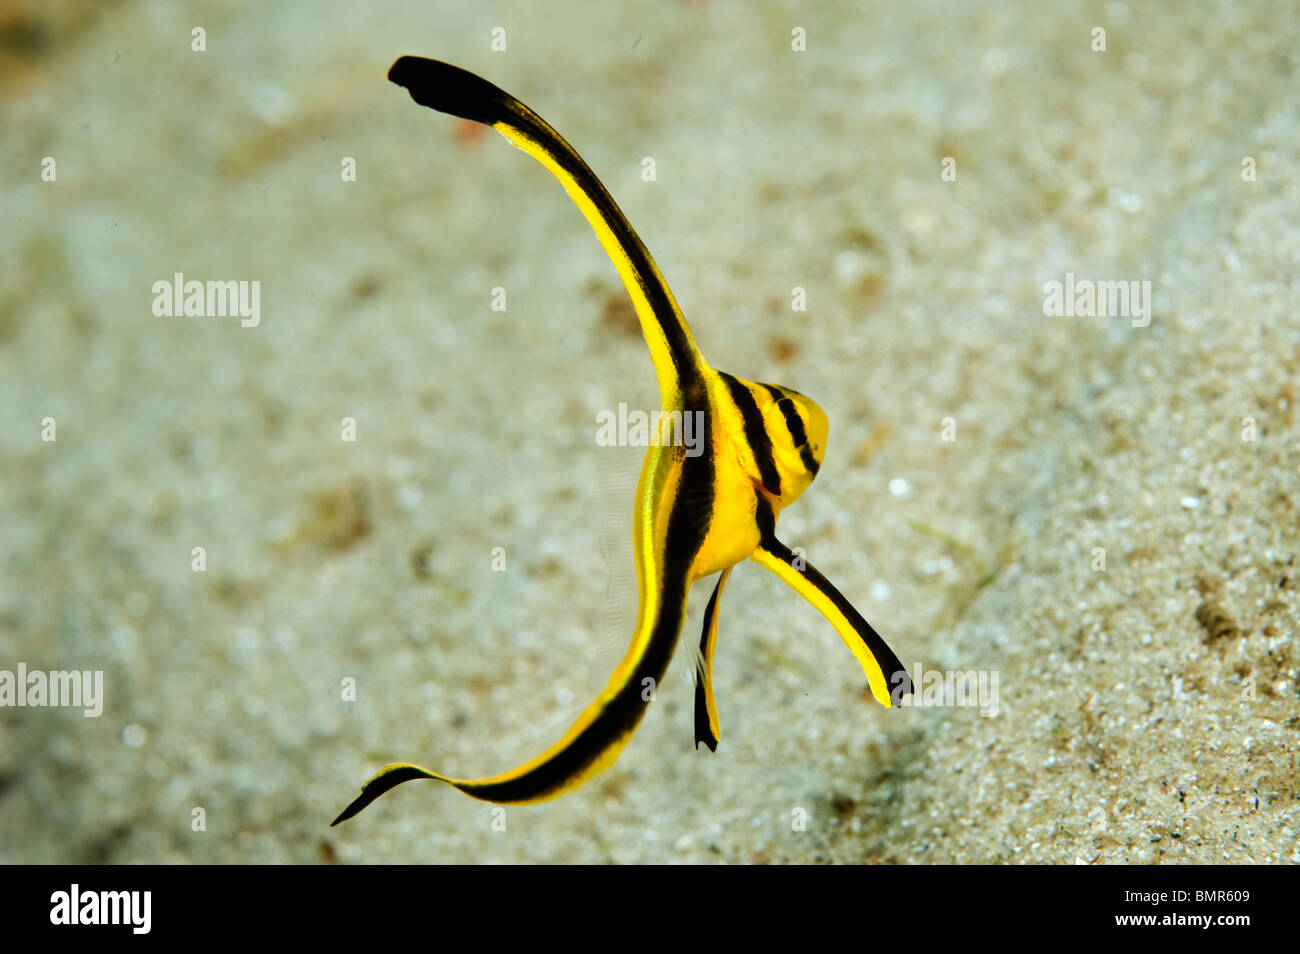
[{"left": 332, "top": 57, "right": 911, "bottom": 824}]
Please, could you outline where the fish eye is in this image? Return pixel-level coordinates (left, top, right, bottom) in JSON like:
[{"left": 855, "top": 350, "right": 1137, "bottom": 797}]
[{"left": 775, "top": 398, "right": 811, "bottom": 447}]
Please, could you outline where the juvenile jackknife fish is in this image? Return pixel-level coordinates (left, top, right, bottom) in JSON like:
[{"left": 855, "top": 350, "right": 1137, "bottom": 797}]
[{"left": 332, "top": 57, "right": 911, "bottom": 824}]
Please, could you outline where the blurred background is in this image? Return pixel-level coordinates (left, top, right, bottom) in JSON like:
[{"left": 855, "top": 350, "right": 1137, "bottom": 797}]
[{"left": 1, "top": 0, "right": 1296, "bottom": 863}]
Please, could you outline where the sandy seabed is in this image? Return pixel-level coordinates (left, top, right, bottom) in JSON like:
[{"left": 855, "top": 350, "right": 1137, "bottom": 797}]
[{"left": 1, "top": 0, "right": 1297, "bottom": 863}]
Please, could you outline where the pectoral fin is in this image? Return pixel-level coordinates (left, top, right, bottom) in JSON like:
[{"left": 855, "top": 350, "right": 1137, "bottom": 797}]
[
  {"left": 751, "top": 537, "right": 911, "bottom": 707},
  {"left": 693, "top": 567, "right": 731, "bottom": 751}
]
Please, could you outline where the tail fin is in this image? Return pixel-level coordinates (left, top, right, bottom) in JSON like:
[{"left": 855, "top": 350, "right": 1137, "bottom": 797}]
[
  {"left": 331, "top": 567, "right": 689, "bottom": 821},
  {"left": 331, "top": 442, "right": 704, "bottom": 821},
  {"left": 331, "top": 763, "right": 441, "bottom": 826}
]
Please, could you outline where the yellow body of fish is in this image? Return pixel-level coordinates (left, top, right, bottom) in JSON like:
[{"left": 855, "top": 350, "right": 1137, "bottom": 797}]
[{"left": 332, "top": 57, "right": 911, "bottom": 824}]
